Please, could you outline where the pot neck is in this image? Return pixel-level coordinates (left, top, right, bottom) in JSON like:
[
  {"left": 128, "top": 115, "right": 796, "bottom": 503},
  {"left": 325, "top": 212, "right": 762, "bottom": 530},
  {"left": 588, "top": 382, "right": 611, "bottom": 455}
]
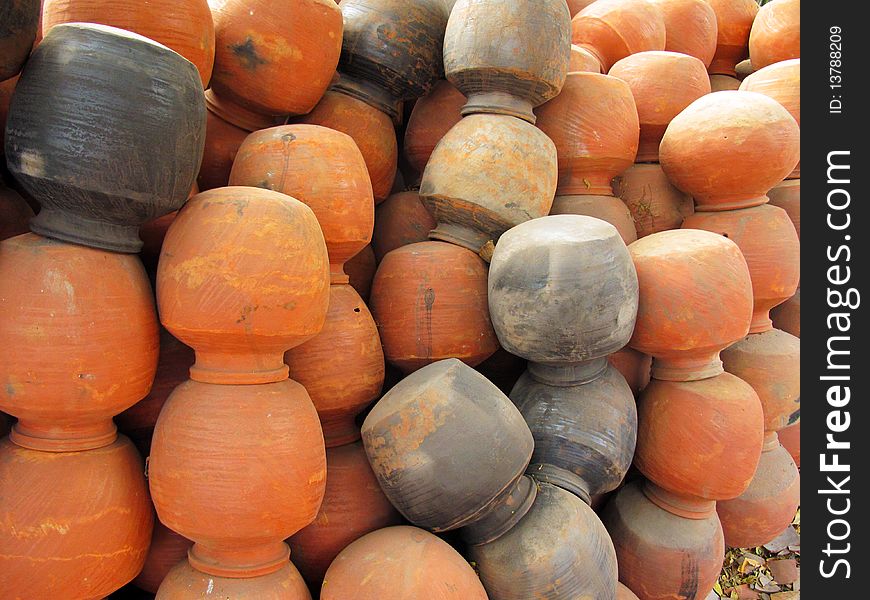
[
  {"left": 205, "top": 89, "right": 286, "bottom": 132},
  {"left": 461, "top": 474, "right": 537, "bottom": 545},
  {"left": 642, "top": 481, "right": 717, "bottom": 520},
  {"left": 527, "top": 357, "right": 608, "bottom": 387},
  {"left": 331, "top": 74, "right": 401, "bottom": 123}
]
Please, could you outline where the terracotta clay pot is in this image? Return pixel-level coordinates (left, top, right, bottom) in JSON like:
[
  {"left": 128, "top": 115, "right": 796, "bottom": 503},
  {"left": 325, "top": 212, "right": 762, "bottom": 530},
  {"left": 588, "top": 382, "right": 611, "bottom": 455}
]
[
  {"left": 345, "top": 244, "right": 377, "bottom": 302},
  {"left": 157, "top": 559, "right": 312, "bottom": 600},
  {"left": 420, "top": 114, "right": 558, "bottom": 256},
  {"left": 608, "top": 346, "right": 652, "bottom": 395},
  {"left": 469, "top": 482, "right": 618, "bottom": 600},
  {"left": 683, "top": 204, "right": 800, "bottom": 333},
  {"left": 628, "top": 229, "right": 753, "bottom": 381},
  {"left": 771, "top": 288, "right": 800, "bottom": 338},
  {"left": 609, "top": 51, "right": 711, "bottom": 163},
  {"left": 614, "top": 163, "right": 694, "bottom": 238},
  {"left": 369, "top": 241, "right": 498, "bottom": 373},
  {"left": 403, "top": 80, "right": 465, "bottom": 183},
  {"left": 709, "top": 73, "right": 741, "bottom": 91},
  {"left": 288, "top": 442, "right": 402, "bottom": 588},
  {"left": 618, "top": 582, "right": 641, "bottom": 600},
  {"left": 768, "top": 179, "right": 800, "bottom": 238},
  {"left": 475, "top": 347, "right": 527, "bottom": 396},
  {"left": 650, "top": 0, "right": 717, "bottom": 66},
  {"left": 0, "top": 0, "right": 39, "bottom": 80},
  {"left": 157, "top": 187, "right": 330, "bottom": 385},
  {"left": 659, "top": 91, "right": 800, "bottom": 212},
  {"left": 571, "top": 0, "right": 667, "bottom": 72},
  {"left": 778, "top": 420, "right": 800, "bottom": 467},
  {"left": 566, "top": 0, "right": 596, "bottom": 17},
  {"left": 717, "top": 434, "right": 800, "bottom": 548},
  {"left": 604, "top": 480, "right": 725, "bottom": 600},
  {"left": 42, "top": 0, "right": 215, "bottom": 87},
  {"left": 149, "top": 378, "right": 326, "bottom": 578},
  {"left": 7, "top": 24, "right": 205, "bottom": 252},
  {"left": 749, "top": 0, "right": 800, "bottom": 70},
  {"left": 550, "top": 195, "right": 638, "bottom": 245},
  {"left": 569, "top": 43, "right": 603, "bottom": 72},
  {"left": 336, "top": 0, "right": 449, "bottom": 120},
  {"left": 372, "top": 191, "right": 437, "bottom": 261},
  {"left": 443, "top": 0, "right": 571, "bottom": 123},
  {"left": 705, "top": 0, "right": 758, "bottom": 76},
  {"left": 0, "top": 180, "right": 33, "bottom": 240},
  {"left": 295, "top": 90, "right": 398, "bottom": 203},
  {"left": 536, "top": 72, "right": 639, "bottom": 196},
  {"left": 321, "top": 526, "right": 487, "bottom": 600},
  {"left": 721, "top": 328, "right": 801, "bottom": 433},
  {"left": 0, "top": 436, "right": 153, "bottom": 598},
  {"left": 361, "top": 359, "right": 534, "bottom": 538},
  {"left": 0, "top": 74, "right": 18, "bottom": 157},
  {"left": 134, "top": 521, "right": 194, "bottom": 594},
  {"left": 209, "top": 0, "right": 342, "bottom": 117},
  {"left": 0, "top": 233, "right": 158, "bottom": 452}
]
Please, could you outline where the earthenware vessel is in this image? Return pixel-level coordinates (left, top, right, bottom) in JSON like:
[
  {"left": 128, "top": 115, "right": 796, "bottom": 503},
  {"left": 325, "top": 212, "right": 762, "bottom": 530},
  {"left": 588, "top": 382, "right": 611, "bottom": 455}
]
[
  {"left": 403, "top": 80, "right": 465, "bottom": 183},
  {"left": 613, "top": 163, "right": 694, "bottom": 238},
  {"left": 571, "top": 0, "right": 667, "bottom": 72},
  {"left": 650, "top": 0, "right": 717, "bottom": 66},
  {"left": 372, "top": 191, "right": 437, "bottom": 261},
  {"left": 705, "top": 0, "right": 758, "bottom": 76},
  {"left": 156, "top": 559, "right": 312, "bottom": 599},
  {"left": 549, "top": 195, "right": 637, "bottom": 244},
  {"left": 749, "top": 0, "right": 800, "bottom": 70}
]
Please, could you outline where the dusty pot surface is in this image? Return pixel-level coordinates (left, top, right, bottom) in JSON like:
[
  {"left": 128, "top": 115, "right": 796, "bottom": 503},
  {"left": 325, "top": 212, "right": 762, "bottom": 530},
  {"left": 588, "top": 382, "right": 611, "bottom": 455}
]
[
  {"left": 156, "top": 559, "right": 312, "bottom": 600},
  {"left": 536, "top": 72, "right": 639, "bottom": 196},
  {"left": 609, "top": 346, "right": 652, "bottom": 395},
  {"left": 570, "top": 43, "right": 603, "bottom": 72},
  {"left": 660, "top": 91, "right": 800, "bottom": 211},
  {"left": 571, "top": 0, "right": 667, "bottom": 72},
  {"left": 403, "top": 80, "right": 465, "bottom": 183},
  {"left": 614, "top": 162, "right": 694, "bottom": 238},
  {"left": 550, "top": 195, "right": 638, "bottom": 245},
  {"left": 704, "top": 0, "right": 758, "bottom": 76},
  {"left": 372, "top": 191, "right": 437, "bottom": 261},
  {"left": 749, "top": 0, "right": 800, "bottom": 70},
  {"left": 768, "top": 179, "right": 800, "bottom": 238},
  {"left": 133, "top": 520, "right": 194, "bottom": 594},
  {"left": 5, "top": 23, "right": 206, "bottom": 252},
  {"left": 618, "top": 582, "right": 641, "bottom": 600},
  {"left": 771, "top": 288, "right": 800, "bottom": 338},
  {"left": 650, "top": 0, "right": 717, "bottom": 66},
  {"left": 0, "top": 0, "right": 39, "bottom": 80}
]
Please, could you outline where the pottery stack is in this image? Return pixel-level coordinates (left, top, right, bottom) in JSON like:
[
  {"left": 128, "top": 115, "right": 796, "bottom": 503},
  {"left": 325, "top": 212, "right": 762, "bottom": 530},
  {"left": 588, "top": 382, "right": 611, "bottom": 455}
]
[
  {"left": 0, "top": 23, "right": 206, "bottom": 597},
  {"left": 704, "top": 0, "right": 758, "bottom": 91}
]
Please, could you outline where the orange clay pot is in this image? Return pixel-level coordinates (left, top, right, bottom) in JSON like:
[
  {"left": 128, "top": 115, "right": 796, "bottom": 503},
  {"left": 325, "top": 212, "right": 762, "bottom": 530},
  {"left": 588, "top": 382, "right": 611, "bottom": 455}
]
[
  {"left": 618, "top": 582, "right": 641, "bottom": 600},
  {"left": 134, "top": 520, "right": 194, "bottom": 594},
  {"left": 749, "top": 0, "right": 800, "bottom": 70},
  {"left": 683, "top": 204, "right": 800, "bottom": 333},
  {"left": 403, "top": 80, "right": 465, "bottom": 184},
  {"left": 372, "top": 191, "right": 437, "bottom": 261},
  {"left": 288, "top": 442, "right": 402, "bottom": 588},
  {"left": 0, "top": 181, "right": 33, "bottom": 241},
  {"left": 650, "top": 0, "right": 717, "bottom": 66},
  {"left": 571, "top": 0, "right": 667, "bottom": 72},
  {"left": 42, "top": 0, "right": 215, "bottom": 87},
  {"left": 717, "top": 433, "right": 800, "bottom": 548},
  {"left": 157, "top": 187, "right": 330, "bottom": 385},
  {"left": 536, "top": 72, "right": 639, "bottom": 196},
  {"left": 0, "top": 75, "right": 19, "bottom": 158},
  {"left": 705, "top": 0, "right": 758, "bottom": 76},
  {"left": 0, "top": 436, "right": 153, "bottom": 598},
  {"left": 722, "top": 328, "right": 800, "bottom": 433},
  {"left": 229, "top": 125, "right": 373, "bottom": 284},
  {"left": 156, "top": 559, "right": 312, "bottom": 600},
  {"left": 346, "top": 245, "right": 377, "bottom": 302},
  {"left": 771, "top": 288, "right": 800, "bottom": 338},
  {"left": 614, "top": 163, "right": 694, "bottom": 239},
  {"left": 370, "top": 241, "right": 498, "bottom": 374},
  {"left": 566, "top": 0, "right": 596, "bottom": 17},
  {"left": 0, "top": 233, "right": 158, "bottom": 452},
  {"left": 550, "top": 195, "right": 637, "bottom": 245},
  {"left": 609, "top": 51, "right": 711, "bottom": 163},
  {"left": 635, "top": 373, "right": 764, "bottom": 502},
  {"left": 209, "top": 0, "right": 342, "bottom": 117},
  {"left": 569, "top": 44, "right": 602, "bottom": 72},
  {"left": 294, "top": 89, "right": 398, "bottom": 203},
  {"left": 149, "top": 378, "right": 326, "bottom": 578},
  {"left": 741, "top": 59, "right": 800, "bottom": 179},
  {"left": 709, "top": 73, "right": 741, "bottom": 91},
  {"left": 778, "top": 420, "right": 800, "bottom": 467},
  {"left": 768, "top": 179, "right": 800, "bottom": 238},
  {"left": 660, "top": 91, "right": 800, "bottom": 211},
  {"left": 609, "top": 346, "right": 652, "bottom": 395},
  {"left": 321, "top": 526, "right": 488, "bottom": 600}
]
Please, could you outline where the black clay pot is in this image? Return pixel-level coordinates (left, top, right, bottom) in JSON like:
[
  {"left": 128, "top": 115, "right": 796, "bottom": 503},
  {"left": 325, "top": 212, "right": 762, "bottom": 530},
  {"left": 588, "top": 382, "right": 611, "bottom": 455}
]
[{"left": 0, "top": 0, "right": 40, "bottom": 81}]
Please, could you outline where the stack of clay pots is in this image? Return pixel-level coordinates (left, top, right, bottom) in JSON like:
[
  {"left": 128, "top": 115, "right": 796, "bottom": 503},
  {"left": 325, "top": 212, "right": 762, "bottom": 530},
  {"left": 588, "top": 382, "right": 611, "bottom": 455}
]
[
  {"left": 0, "top": 23, "right": 205, "bottom": 597},
  {"left": 704, "top": 0, "right": 758, "bottom": 91}
]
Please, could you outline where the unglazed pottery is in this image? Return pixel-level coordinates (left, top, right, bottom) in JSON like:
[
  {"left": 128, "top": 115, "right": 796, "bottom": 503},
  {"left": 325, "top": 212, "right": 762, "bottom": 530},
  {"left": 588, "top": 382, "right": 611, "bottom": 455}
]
[
  {"left": 650, "top": 0, "right": 717, "bottom": 66},
  {"left": 749, "top": 0, "right": 800, "bottom": 70},
  {"left": 403, "top": 80, "right": 465, "bottom": 183},
  {"left": 570, "top": 43, "right": 603, "bottom": 72},
  {"left": 778, "top": 420, "right": 800, "bottom": 467},
  {"left": 566, "top": 0, "right": 596, "bottom": 17},
  {"left": 571, "top": 0, "right": 667, "bottom": 72},
  {"left": 768, "top": 179, "right": 800, "bottom": 237},
  {"left": 345, "top": 244, "right": 377, "bottom": 302},
  {"left": 704, "top": 0, "right": 758, "bottom": 76},
  {"left": 156, "top": 559, "right": 312, "bottom": 599},
  {"left": 709, "top": 73, "right": 741, "bottom": 91},
  {"left": 614, "top": 163, "right": 694, "bottom": 238},
  {"left": 372, "top": 191, "right": 437, "bottom": 261},
  {"left": 618, "top": 583, "right": 641, "bottom": 600},
  {"left": 609, "top": 346, "right": 652, "bottom": 395},
  {"left": 0, "top": 0, "right": 39, "bottom": 80},
  {"left": 134, "top": 521, "right": 194, "bottom": 594},
  {"left": 550, "top": 195, "right": 638, "bottom": 245},
  {"left": 771, "top": 288, "right": 800, "bottom": 338}
]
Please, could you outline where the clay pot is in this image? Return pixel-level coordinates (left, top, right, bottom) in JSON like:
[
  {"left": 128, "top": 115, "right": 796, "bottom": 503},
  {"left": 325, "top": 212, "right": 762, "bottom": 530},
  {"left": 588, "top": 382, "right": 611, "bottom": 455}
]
[
  {"left": 740, "top": 59, "right": 800, "bottom": 178},
  {"left": 566, "top": 0, "right": 596, "bottom": 17},
  {"left": 0, "top": 74, "right": 18, "bottom": 157},
  {"left": 614, "top": 163, "right": 694, "bottom": 238},
  {"left": 336, "top": 0, "right": 449, "bottom": 120},
  {"left": 0, "top": 0, "right": 39, "bottom": 80},
  {"left": 705, "top": 0, "right": 758, "bottom": 76},
  {"left": 749, "top": 0, "right": 800, "bottom": 70},
  {"left": 229, "top": 124, "right": 374, "bottom": 283},
  {"left": 6, "top": 24, "right": 205, "bottom": 252},
  {"left": 683, "top": 204, "right": 800, "bottom": 333},
  {"left": 209, "top": 0, "right": 341, "bottom": 117},
  {"left": 295, "top": 90, "right": 397, "bottom": 203},
  {"left": 369, "top": 241, "right": 498, "bottom": 373},
  {"left": 608, "top": 346, "right": 652, "bottom": 395},
  {"left": 609, "top": 51, "right": 711, "bottom": 163},
  {"left": 134, "top": 521, "right": 194, "bottom": 594},
  {"left": 717, "top": 434, "right": 800, "bottom": 548},
  {"left": 771, "top": 288, "right": 800, "bottom": 338},
  {"left": 650, "top": 0, "right": 717, "bottom": 66},
  {"left": 361, "top": 359, "right": 534, "bottom": 537},
  {"left": 628, "top": 229, "right": 753, "bottom": 381},
  {"left": 469, "top": 482, "right": 618, "bottom": 600},
  {"left": 618, "top": 582, "right": 641, "bottom": 600},
  {"left": 550, "top": 195, "right": 638, "bottom": 245},
  {"left": 659, "top": 91, "right": 800, "bottom": 212},
  {"left": 346, "top": 245, "right": 377, "bottom": 302},
  {"left": 420, "top": 114, "right": 558, "bottom": 255},
  {"left": 635, "top": 373, "right": 764, "bottom": 502},
  {"left": 157, "top": 187, "right": 330, "bottom": 385},
  {"left": 372, "top": 191, "right": 437, "bottom": 261},
  {"left": 536, "top": 72, "right": 639, "bottom": 196},
  {"left": 149, "top": 378, "right": 326, "bottom": 578},
  {"left": 735, "top": 58, "right": 754, "bottom": 79},
  {"left": 569, "top": 43, "right": 602, "bottom": 72},
  {"left": 709, "top": 73, "right": 741, "bottom": 91},
  {"left": 604, "top": 480, "right": 724, "bottom": 600},
  {"left": 0, "top": 233, "right": 158, "bottom": 451},
  {"left": 443, "top": 0, "right": 571, "bottom": 123},
  {"left": 571, "top": 0, "right": 667, "bottom": 72},
  {"left": 157, "top": 559, "right": 312, "bottom": 600},
  {"left": 403, "top": 80, "right": 465, "bottom": 183},
  {"left": 42, "top": 0, "right": 215, "bottom": 87},
  {"left": 768, "top": 179, "right": 800, "bottom": 238},
  {"left": 778, "top": 420, "right": 800, "bottom": 467},
  {"left": 288, "top": 442, "right": 402, "bottom": 587},
  {"left": 321, "top": 526, "right": 487, "bottom": 600},
  {"left": 475, "top": 347, "right": 527, "bottom": 396},
  {"left": 0, "top": 436, "right": 153, "bottom": 598},
  {"left": 721, "top": 328, "right": 800, "bottom": 433},
  {"left": 0, "top": 180, "right": 33, "bottom": 240}
]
